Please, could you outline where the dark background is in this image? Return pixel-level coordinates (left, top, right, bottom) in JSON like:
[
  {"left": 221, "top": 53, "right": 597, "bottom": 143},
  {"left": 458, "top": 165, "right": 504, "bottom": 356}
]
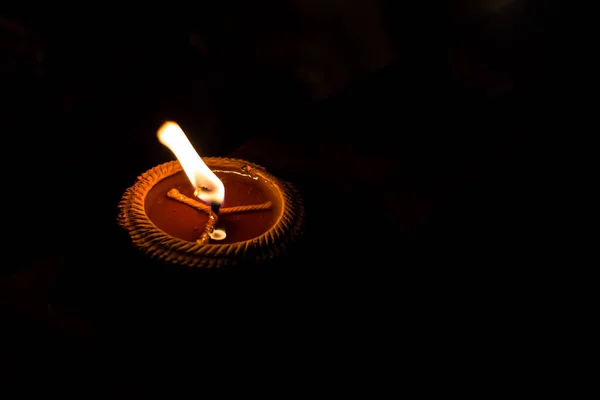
[{"left": 1, "top": 0, "right": 579, "bottom": 396}]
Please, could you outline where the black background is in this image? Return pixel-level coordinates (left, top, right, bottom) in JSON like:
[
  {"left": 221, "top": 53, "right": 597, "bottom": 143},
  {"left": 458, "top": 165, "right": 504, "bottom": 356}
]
[{"left": 0, "top": 1, "right": 581, "bottom": 396}]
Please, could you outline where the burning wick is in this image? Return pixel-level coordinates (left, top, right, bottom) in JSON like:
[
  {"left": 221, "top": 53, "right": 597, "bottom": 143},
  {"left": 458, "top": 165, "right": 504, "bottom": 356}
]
[
  {"left": 157, "top": 121, "right": 225, "bottom": 206},
  {"left": 194, "top": 186, "right": 222, "bottom": 214}
]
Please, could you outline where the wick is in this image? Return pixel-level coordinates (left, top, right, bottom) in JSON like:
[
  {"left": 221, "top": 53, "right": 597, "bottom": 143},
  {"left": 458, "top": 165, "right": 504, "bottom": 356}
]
[
  {"left": 166, "top": 188, "right": 273, "bottom": 244},
  {"left": 167, "top": 189, "right": 272, "bottom": 215},
  {"left": 197, "top": 210, "right": 219, "bottom": 244}
]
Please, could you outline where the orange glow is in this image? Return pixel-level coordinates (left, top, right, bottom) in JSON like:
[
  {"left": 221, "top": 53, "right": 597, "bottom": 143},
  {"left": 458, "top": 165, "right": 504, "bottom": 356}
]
[{"left": 157, "top": 121, "right": 225, "bottom": 205}]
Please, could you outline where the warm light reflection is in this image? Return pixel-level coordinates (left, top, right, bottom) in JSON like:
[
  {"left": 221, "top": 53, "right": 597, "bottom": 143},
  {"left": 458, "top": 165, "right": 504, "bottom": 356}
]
[{"left": 157, "top": 121, "right": 225, "bottom": 205}]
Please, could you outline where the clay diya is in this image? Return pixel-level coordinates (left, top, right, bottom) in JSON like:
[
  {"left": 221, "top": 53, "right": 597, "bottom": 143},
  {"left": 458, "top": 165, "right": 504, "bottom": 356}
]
[{"left": 117, "top": 122, "right": 303, "bottom": 268}]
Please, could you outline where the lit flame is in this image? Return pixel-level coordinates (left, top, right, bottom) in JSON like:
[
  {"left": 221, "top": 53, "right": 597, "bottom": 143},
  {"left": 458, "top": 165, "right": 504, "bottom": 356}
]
[{"left": 157, "top": 121, "right": 225, "bottom": 206}]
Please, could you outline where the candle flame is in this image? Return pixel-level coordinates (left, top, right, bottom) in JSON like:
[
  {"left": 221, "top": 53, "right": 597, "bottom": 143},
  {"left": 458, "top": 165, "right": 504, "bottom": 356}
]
[{"left": 157, "top": 121, "right": 225, "bottom": 206}]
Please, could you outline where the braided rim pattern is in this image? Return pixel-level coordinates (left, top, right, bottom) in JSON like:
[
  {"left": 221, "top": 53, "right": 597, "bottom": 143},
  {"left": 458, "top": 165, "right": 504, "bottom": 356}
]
[{"left": 117, "top": 158, "right": 304, "bottom": 268}]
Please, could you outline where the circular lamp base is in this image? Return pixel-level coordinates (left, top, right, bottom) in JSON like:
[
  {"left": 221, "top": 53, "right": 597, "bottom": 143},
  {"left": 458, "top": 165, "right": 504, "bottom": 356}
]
[{"left": 118, "top": 158, "right": 304, "bottom": 268}]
